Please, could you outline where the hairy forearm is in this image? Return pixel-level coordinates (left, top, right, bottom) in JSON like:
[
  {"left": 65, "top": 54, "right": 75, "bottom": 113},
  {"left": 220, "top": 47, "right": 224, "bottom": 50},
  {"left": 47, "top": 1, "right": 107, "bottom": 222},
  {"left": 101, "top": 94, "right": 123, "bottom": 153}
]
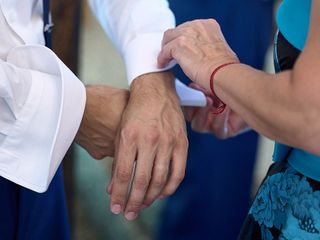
[
  {"left": 130, "top": 71, "right": 180, "bottom": 104},
  {"left": 214, "top": 63, "right": 320, "bottom": 154}
]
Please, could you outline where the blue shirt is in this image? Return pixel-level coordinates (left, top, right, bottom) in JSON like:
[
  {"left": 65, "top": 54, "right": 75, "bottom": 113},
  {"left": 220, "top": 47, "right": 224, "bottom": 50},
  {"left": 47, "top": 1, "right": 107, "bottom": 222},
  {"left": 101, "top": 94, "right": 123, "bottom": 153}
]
[
  {"left": 276, "top": 0, "right": 312, "bottom": 50},
  {"left": 274, "top": 0, "right": 320, "bottom": 181}
]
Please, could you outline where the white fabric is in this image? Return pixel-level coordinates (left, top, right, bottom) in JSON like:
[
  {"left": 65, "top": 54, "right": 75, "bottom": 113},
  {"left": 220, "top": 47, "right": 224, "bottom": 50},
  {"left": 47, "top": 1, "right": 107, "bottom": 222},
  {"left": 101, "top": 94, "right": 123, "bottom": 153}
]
[
  {"left": 88, "top": 0, "right": 206, "bottom": 106},
  {"left": 0, "top": 0, "right": 86, "bottom": 192},
  {"left": 88, "top": 0, "right": 176, "bottom": 84}
]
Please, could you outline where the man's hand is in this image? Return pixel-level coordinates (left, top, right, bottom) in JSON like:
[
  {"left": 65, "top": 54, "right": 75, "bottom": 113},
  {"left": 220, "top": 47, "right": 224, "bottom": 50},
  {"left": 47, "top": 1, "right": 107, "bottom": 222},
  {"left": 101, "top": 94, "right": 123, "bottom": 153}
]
[
  {"left": 75, "top": 85, "right": 129, "bottom": 159},
  {"left": 108, "top": 71, "right": 188, "bottom": 221},
  {"left": 184, "top": 83, "right": 249, "bottom": 138}
]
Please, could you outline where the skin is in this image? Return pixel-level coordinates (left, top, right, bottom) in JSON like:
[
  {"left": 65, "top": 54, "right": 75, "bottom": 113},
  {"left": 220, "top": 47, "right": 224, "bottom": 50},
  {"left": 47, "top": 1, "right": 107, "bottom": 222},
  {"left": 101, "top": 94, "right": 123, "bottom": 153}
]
[
  {"left": 76, "top": 74, "right": 188, "bottom": 221},
  {"left": 109, "top": 72, "right": 188, "bottom": 221},
  {"left": 158, "top": 1, "right": 320, "bottom": 156},
  {"left": 183, "top": 83, "right": 250, "bottom": 139},
  {"left": 75, "top": 85, "right": 129, "bottom": 159}
]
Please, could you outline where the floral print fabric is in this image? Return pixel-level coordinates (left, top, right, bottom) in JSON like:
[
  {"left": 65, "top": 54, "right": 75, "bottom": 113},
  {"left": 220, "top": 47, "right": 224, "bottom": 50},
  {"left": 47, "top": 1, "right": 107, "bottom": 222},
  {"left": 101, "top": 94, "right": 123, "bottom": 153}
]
[{"left": 238, "top": 161, "right": 320, "bottom": 240}]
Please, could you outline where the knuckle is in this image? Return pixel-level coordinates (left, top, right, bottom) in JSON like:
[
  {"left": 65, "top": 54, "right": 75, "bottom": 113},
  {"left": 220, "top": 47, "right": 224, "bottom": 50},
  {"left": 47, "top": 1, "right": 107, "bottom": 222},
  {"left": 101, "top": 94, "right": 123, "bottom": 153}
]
[
  {"left": 207, "top": 19, "right": 220, "bottom": 29},
  {"left": 163, "top": 132, "right": 175, "bottom": 146},
  {"left": 172, "top": 172, "right": 185, "bottom": 184},
  {"left": 178, "top": 132, "right": 189, "bottom": 149},
  {"left": 182, "top": 136, "right": 189, "bottom": 149},
  {"left": 176, "top": 36, "right": 187, "bottom": 47},
  {"left": 116, "top": 168, "right": 132, "bottom": 182},
  {"left": 153, "top": 176, "right": 166, "bottom": 188},
  {"left": 180, "top": 133, "right": 189, "bottom": 147},
  {"left": 164, "top": 28, "right": 173, "bottom": 37},
  {"left": 121, "top": 126, "right": 139, "bottom": 142},
  {"left": 144, "top": 128, "right": 160, "bottom": 145},
  {"left": 134, "top": 173, "right": 150, "bottom": 189},
  {"left": 193, "top": 19, "right": 202, "bottom": 26}
]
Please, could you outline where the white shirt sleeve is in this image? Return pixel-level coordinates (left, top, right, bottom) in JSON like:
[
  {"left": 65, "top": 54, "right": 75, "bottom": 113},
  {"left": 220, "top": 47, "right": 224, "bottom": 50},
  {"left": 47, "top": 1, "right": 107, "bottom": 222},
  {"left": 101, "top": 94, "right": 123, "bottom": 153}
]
[
  {"left": 0, "top": 45, "right": 86, "bottom": 193},
  {"left": 87, "top": 0, "right": 176, "bottom": 85}
]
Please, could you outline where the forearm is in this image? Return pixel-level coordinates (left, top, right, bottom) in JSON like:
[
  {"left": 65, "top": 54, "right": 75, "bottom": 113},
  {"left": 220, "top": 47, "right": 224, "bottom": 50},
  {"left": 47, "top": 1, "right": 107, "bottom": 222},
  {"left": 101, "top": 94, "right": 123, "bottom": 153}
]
[
  {"left": 214, "top": 63, "right": 320, "bottom": 153},
  {"left": 215, "top": 1, "right": 320, "bottom": 154}
]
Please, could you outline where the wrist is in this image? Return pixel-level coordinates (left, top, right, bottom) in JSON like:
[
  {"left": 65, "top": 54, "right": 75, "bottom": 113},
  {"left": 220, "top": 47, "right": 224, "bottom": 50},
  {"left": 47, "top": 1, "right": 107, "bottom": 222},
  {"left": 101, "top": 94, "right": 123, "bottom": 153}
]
[
  {"left": 209, "top": 61, "right": 240, "bottom": 114},
  {"left": 130, "top": 71, "right": 179, "bottom": 102}
]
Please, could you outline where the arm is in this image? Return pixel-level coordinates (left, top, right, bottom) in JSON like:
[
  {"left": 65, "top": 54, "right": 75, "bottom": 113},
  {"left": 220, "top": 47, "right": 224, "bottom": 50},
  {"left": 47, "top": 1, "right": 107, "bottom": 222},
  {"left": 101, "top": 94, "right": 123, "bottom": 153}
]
[
  {"left": 88, "top": 0, "right": 188, "bottom": 220},
  {"left": 158, "top": 1, "right": 320, "bottom": 155}
]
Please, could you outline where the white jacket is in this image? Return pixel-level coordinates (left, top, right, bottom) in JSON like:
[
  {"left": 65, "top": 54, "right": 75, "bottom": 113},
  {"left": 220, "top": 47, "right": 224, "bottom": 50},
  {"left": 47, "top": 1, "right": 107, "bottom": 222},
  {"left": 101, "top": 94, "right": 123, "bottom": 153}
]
[{"left": 0, "top": 0, "right": 175, "bottom": 193}]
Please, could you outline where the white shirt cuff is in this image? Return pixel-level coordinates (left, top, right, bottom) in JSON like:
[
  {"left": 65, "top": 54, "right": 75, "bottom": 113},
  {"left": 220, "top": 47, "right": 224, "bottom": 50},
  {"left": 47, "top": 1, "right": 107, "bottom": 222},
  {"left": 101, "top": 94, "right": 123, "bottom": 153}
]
[
  {"left": 124, "top": 32, "right": 176, "bottom": 85},
  {"left": 0, "top": 45, "right": 86, "bottom": 192}
]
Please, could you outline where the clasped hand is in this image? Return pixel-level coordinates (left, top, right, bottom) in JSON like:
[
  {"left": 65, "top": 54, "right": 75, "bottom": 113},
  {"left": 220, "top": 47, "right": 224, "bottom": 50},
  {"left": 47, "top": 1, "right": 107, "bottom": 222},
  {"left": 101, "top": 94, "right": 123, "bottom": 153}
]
[
  {"left": 75, "top": 72, "right": 188, "bottom": 221},
  {"left": 158, "top": 19, "right": 249, "bottom": 138}
]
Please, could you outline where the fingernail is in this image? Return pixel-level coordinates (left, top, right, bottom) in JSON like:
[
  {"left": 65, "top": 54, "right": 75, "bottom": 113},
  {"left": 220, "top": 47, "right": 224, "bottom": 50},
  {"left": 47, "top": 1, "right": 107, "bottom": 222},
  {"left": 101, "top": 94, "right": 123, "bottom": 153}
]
[
  {"left": 125, "top": 212, "right": 137, "bottom": 221},
  {"left": 111, "top": 204, "right": 122, "bottom": 215}
]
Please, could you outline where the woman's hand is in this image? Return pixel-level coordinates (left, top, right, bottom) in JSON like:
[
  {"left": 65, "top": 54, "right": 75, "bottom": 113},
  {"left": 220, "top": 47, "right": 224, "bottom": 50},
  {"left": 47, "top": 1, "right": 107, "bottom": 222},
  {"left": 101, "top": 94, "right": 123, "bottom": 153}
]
[
  {"left": 158, "top": 19, "right": 238, "bottom": 91},
  {"left": 184, "top": 84, "right": 250, "bottom": 139}
]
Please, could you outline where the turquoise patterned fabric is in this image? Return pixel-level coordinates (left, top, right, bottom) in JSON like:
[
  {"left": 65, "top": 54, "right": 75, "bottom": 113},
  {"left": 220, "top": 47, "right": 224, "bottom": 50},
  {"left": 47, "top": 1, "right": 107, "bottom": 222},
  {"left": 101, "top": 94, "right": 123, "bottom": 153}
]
[{"left": 249, "top": 164, "right": 320, "bottom": 240}]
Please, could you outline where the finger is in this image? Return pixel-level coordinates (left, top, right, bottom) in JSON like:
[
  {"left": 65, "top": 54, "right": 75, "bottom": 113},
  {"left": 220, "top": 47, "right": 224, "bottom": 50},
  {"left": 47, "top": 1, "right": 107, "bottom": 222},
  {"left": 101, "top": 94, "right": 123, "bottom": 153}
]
[
  {"left": 107, "top": 179, "right": 113, "bottom": 195},
  {"left": 107, "top": 147, "right": 118, "bottom": 194},
  {"left": 183, "top": 95, "right": 212, "bottom": 122},
  {"left": 158, "top": 37, "right": 186, "bottom": 68},
  {"left": 208, "top": 107, "right": 230, "bottom": 138},
  {"left": 228, "top": 111, "right": 250, "bottom": 136},
  {"left": 109, "top": 133, "right": 137, "bottom": 216},
  {"left": 142, "top": 142, "right": 173, "bottom": 207},
  {"left": 107, "top": 160, "right": 116, "bottom": 195},
  {"left": 124, "top": 143, "right": 157, "bottom": 221},
  {"left": 161, "top": 28, "right": 183, "bottom": 48},
  {"left": 159, "top": 137, "right": 188, "bottom": 198},
  {"left": 183, "top": 106, "right": 200, "bottom": 122},
  {"left": 191, "top": 97, "right": 213, "bottom": 132},
  {"left": 158, "top": 40, "right": 176, "bottom": 68}
]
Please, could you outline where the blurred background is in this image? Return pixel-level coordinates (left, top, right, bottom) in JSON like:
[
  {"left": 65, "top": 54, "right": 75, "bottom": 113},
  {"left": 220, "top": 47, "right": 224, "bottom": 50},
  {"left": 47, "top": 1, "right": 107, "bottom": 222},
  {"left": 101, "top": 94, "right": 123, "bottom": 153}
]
[{"left": 52, "top": 0, "right": 277, "bottom": 239}]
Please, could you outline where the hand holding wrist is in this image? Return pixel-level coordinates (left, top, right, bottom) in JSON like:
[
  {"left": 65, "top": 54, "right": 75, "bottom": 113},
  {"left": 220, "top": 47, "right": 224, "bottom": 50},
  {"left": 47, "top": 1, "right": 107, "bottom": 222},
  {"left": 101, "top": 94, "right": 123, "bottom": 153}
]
[{"left": 75, "top": 85, "right": 129, "bottom": 159}]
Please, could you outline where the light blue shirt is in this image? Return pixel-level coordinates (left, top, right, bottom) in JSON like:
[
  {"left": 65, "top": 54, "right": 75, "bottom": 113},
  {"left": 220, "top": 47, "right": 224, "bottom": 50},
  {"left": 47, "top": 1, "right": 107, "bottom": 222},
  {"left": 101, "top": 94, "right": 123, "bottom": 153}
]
[
  {"left": 274, "top": 0, "right": 320, "bottom": 181},
  {"left": 276, "top": 0, "right": 312, "bottom": 50}
]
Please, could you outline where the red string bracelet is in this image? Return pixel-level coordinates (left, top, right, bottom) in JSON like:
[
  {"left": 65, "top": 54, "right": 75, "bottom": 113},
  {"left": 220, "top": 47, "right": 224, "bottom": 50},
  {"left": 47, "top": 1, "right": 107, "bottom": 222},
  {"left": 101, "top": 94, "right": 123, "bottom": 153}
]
[{"left": 209, "top": 62, "right": 239, "bottom": 114}]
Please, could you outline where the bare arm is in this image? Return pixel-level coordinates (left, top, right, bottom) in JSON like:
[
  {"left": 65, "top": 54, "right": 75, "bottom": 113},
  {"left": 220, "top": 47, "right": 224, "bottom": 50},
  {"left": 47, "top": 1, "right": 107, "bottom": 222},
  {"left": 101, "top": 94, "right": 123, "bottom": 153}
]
[
  {"left": 214, "top": 1, "right": 320, "bottom": 154},
  {"left": 158, "top": 1, "right": 320, "bottom": 155}
]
